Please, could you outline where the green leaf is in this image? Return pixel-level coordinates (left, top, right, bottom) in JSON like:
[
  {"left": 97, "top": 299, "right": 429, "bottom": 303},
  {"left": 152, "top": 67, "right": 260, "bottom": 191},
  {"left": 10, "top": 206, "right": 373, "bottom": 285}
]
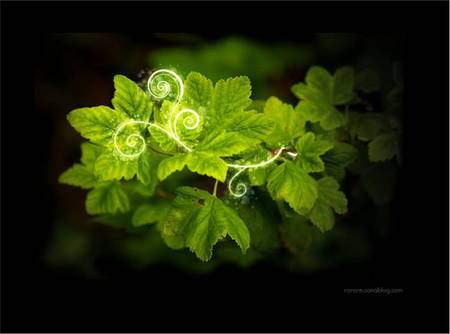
[
  {"left": 86, "top": 182, "right": 130, "bottom": 215},
  {"left": 157, "top": 151, "right": 228, "bottom": 182},
  {"left": 291, "top": 66, "right": 353, "bottom": 130},
  {"left": 309, "top": 177, "right": 347, "bottom": 232},
  {"left": 59, "top": 164, "right": 97, "bottom": 189},
  {"left": 132, "top": 199, "right": 171, "bottom": 227},
  {"left": 136, "top": 150, "right": 158, "bottom": 185},
  {"left": 349, "top": 112, "right": 388, "bottom": 141},
  {"left": 295, "top": 132, "right": 333, "bottom": 172},
  {"left": 267, "top": 161, "right": 318, "bottom": 213},
  {"left": 80, "top": 142, "right": 104, "bottom": 171},
  {"left": 161, "top": 187, "right": 250, "bottom": 261},
  {"left": 222, "top": 110, "right": 275, "bottom": 143},
  {"left": 368, "top": 133, "right": 400, "bottom": 162},
  {"left": 67, "top": 106, "right": 128, "bottom": 146},
  {"left": 333, "top": 66, "right": 355, "bottom": 105},
  {"left": 263, "top": 96, "right": 305, "bottom": 146},
  {"left": 112, "top": 75, "right": 153, "bottom": 121},
  {"left": 212, "top": 76, "right": 252, "bottom": 122},
  {"left": 94, "top": 149, "right": 138, "bottom": 181},
  {"left": 196, "top": 130, "right": 253, "bottom": 157},
  {"left": 182, "top": 72, "right": 213, "bottom": 111},
  {"left": 322, "top": 142, "right": 358, "bottom": 181}
]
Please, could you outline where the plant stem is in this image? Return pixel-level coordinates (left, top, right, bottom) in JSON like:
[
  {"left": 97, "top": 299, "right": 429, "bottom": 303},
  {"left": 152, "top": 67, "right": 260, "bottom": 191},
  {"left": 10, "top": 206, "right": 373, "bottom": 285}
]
[{"left": 213, "top": 179, "right": 219, "bottom": 197}]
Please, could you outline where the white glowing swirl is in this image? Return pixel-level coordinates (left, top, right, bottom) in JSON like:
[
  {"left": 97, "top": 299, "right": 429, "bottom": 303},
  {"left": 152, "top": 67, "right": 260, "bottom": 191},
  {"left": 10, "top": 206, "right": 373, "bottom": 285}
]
[
  {"left": 227, "top": 147, "right": 286, "bottom": 198},
  {"left": 173, "top": 108, "right": 200, "bottom": 139},
  {"left": 112, "top": 68, "right": 289, "bottom": 198}
]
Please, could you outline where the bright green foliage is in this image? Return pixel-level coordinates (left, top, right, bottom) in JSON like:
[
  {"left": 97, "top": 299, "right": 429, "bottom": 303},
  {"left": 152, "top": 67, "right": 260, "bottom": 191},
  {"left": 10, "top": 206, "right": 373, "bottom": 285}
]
[
  {"left": 160, "top": 187, "right": 250, "bottom": 261},
  {"left": 60, "top": 65, "right": 401, "bottom": 264},
  {"left": 308, "top": 177, "right": 348, "bottom": 232},
  {"left": 212, "top": 76, "right": 252, "bottom": 122},
  {"left": 86, "top": 182, "right": 130, "bottom": 215},
  {"left": 112, "top": 75, "right": 153, "bottom": 121},
  {"left": 67, "top": 106, "right": 128, "bottom": 146},
  {"left": 267, "top": 161, "right": 318, "bottom": 214},
  {"left": 295, "top": 132, "right": 333, "bottom": 172},
  {"left": 292, "top": 66, "right": 354, "bottom": 130},
  {"left": 59, "top": 164, "right": 97, "bottom": 189},
  {"left": 157, "top": 151, "right": 228, "bottom": 182},
  {"left": 263, "top": 96, "right": 304, "bottom": 147}
]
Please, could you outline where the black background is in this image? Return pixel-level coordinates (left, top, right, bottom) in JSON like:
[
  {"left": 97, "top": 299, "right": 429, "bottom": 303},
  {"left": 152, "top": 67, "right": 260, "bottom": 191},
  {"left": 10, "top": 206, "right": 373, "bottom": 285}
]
[{"left": 1, "top": 1, "right": 449, "bottom": 333}]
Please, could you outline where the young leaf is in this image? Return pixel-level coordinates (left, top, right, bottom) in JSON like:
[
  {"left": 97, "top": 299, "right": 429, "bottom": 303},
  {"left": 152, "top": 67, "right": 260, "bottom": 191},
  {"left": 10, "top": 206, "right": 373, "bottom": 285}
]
[
  {"left": 157, "top": 151, "right": 228, "bottom": 182},
  {"left": 212, "top": 76, "right": 252, "bottom": 121},
  {"left": 222, "top": 110, "right": 275, "bottom": 144},
  {"left": 67, "top": 106, "right": 128, "bottom": 146},
  {"left": 112, "top": 75, "right": 153, "bottom": 121},
  {"left": 94, "top": 149, "right": 138, "bottom": 181},
  {"left": 59, "top": 164, "right": 97, "bottom": 189},
  {"left": 292, "top": 66, "right": 354, "bottom": 130},
  {"left": 86, "top": 182, "right": 130, "bottom": 215},
  {"left": 267, "top": 161, "right": 318, "bottom": 214},
  {"left": 308, "top": 177, "right": 347, "bottom": 232},
  {"left": 80, "top": 142, "right": 104, "bottom": 171},
  {"left": 161, "top": 187, "right": 250, "bottom": 261},
  {"left": 263, "top": 96, "right": 305, "bottom": 147},
  {"left": 295, "top": 132, "right": 333, "bottom": 172},
  {"left": 182, "top": 72, "right": 214, "bottom": 111}
]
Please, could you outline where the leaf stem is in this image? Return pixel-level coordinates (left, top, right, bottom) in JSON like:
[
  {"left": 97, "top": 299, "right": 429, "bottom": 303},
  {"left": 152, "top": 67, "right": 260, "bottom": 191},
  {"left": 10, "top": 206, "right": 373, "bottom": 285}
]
[{"left": 213, "top": 179, "right": 219, "bottom": 197}]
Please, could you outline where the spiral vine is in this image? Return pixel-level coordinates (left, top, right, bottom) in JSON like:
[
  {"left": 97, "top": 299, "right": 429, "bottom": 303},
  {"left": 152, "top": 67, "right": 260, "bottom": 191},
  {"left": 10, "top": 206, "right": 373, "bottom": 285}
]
[{"left": 113, "top": 69, "right": 287, "bottom": 197}]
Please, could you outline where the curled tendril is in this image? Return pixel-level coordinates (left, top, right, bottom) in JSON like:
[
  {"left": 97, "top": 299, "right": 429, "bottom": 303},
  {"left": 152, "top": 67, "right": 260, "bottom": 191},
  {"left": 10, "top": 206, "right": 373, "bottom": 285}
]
[
  {"left": 173, "top": 108, "right": 201, "bottom": 139},
  {"left": 113, "top": 120, "right": 148, "bottom": 159},
  {"left": 147, "top": 69, "right": 184, "bottom": 102},
  {"left": 227, "top": 147, "right": 286, "bottom": 198},
  {"left": 113, "top": 68, "right": 289, "bottom": 198},
  {"left": 228, "top": 168, "right": 248, "bottom": 198}
]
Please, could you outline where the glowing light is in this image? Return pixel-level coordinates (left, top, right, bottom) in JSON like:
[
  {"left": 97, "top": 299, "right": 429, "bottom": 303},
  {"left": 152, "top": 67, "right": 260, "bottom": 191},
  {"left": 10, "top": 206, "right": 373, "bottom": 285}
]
[{"left": 113, "top": 68, "right": 290, "bottom": 198}]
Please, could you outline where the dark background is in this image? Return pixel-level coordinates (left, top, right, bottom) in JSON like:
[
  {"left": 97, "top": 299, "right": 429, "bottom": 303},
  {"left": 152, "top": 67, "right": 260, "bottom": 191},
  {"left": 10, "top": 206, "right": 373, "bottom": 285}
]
[{"left": 2, "top": 1, "right": 449, "bottom": 333}]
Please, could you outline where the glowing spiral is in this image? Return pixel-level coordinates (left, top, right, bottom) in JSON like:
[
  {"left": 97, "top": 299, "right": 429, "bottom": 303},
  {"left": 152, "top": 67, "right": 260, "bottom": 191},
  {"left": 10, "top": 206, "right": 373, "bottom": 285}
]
[
  {"left": 227, "top": 147, "right": 286, "bottom": 198},
  {"left": 112, "top": 68, "right": 289, "bottom": 198},
  {"left": 228, "top": 168, "right": 248, "bottom": 198},
  {"left": 173, "top": 108, "right": 201, "bottom": 139}
]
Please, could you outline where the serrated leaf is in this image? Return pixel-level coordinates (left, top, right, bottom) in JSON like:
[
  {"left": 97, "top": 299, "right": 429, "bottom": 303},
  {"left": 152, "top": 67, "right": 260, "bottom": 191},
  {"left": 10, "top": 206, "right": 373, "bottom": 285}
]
[
  {"left": 80, "top": 143, "right": 104, "bottom": 171},
  {"left": 212, "top": 76, "right": 251, "bottom": 122},
  {"left": 349, "top": 112, "right": 388, "bottom": 141},
  {"left": 309, "top": 177, "right": 347, "bottom": 232},
  {"left": 67, "top": 106, "right": 128, "bottom": 146},
  {"left": 295, "top": 132, "right": 333, "bottom": 172},
  {"left": 223, "top": 110, "right": 275, "bottom": 142},
  {"left": 267, "top": 161, "right": 318, "bottom": 213},
  {"left": 112, "top": 75, "right": 153, "bottom": 121},
  {"left": 132, "top": 199, "right": 171, "bottom": 227},
  {"left": 368, "top": 133, "right": 400, "bottom": 162},
  {"left": 263, "top": 96, "right": 305, "bottom": 146},
  {"left": 94, "top": 149, "right": 138, "bottom": 181},
  {"left": 157, "top": 151, "right": 228, "bottom": 182},
  {"left": 86, "top": 182, "right": 130, "bottom": 215},
  {"left": 196, "top": 130, "right": 252, "bottom": 157},
  {"left": 182, "top": 72, "right": 213, "bottom": 111},
  {"left": 161, "top": 187, "right": 250, "bottom": 261},
  {"left": 59, "top": 164, "right": 97, "bottom": 189},
  {"left": 333, "top": 66, "right": 355, "bottom": 105},
  {"left": 291, "top": 66, "right": 353, "bottom": 130}
]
